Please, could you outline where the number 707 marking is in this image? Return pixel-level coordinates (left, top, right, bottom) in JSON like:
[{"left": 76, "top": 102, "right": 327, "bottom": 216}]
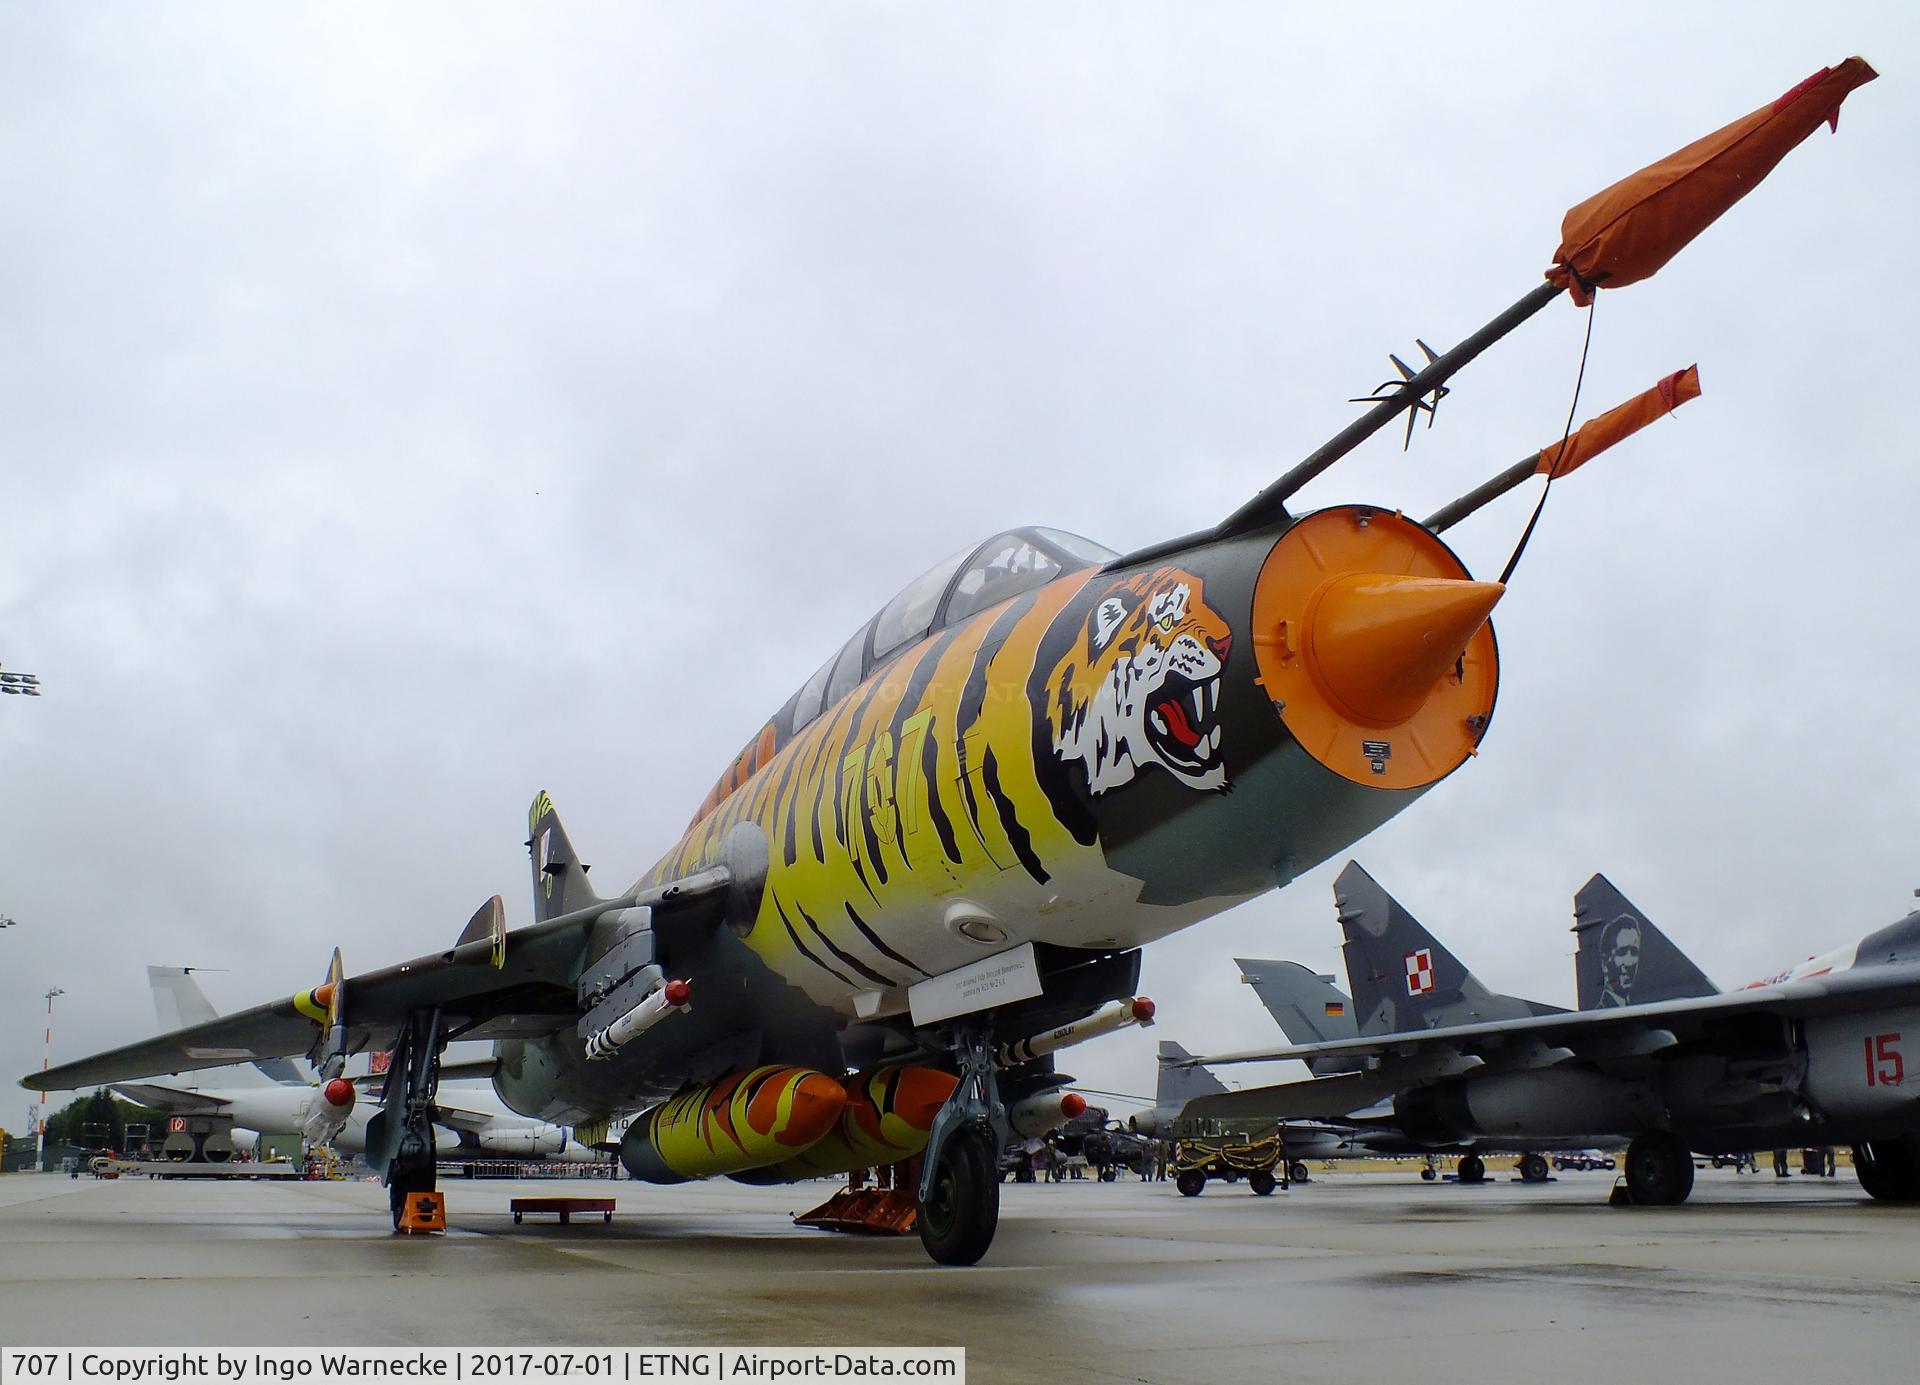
[{"left": 1864, "top": 1032, "right": 1904, "bottom": 1087}]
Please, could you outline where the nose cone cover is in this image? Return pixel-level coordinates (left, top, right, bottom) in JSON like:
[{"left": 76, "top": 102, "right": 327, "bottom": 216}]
[
  {"left": 1253, "top": 506, "right": 1499, "bottom": 788},
  {"left": 1306, "top": 574, "right": 1504, "bottom": 726}
]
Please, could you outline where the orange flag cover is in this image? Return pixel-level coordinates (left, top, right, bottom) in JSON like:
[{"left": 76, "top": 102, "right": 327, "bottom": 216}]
[
  {"left": 1549, "top": 58, "right": 1877, "bottom": 305},
  {"left": 1538, "top": 365, "right": 1701, "bottom": 479}
]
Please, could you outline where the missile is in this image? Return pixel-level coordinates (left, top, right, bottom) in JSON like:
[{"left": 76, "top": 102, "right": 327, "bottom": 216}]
[
  {"left": 299, "top": 1076, "right": 356, "bottom": 1145},
  {"left": 619, "top": 1065, "right": 847, "bottom": 1184},
  {"left": 739, "top": 1064, "right": 959, "bottom": 1184},
  {"left": 1009, "top": 1090, "right": 1087, "bottom": 1140},
  {"left": 995, "top": 997, "right": 1155, "bottom": 1069},
  {"left": 584, "top": 978, "right": 691, "bottom": 1060}
]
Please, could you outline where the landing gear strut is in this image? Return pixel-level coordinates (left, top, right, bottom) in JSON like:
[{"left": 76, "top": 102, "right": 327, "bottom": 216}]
[
  {"left": 368, "top": 1008, "right": 445, "bottom": 1231},
  {"left": 917, "top": 1020, "right": 1007, "bottom": 1266}
]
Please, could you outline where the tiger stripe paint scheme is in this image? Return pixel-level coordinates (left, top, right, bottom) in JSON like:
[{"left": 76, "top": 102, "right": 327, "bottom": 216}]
[
  {"left": 617, "top": 1064, "right": 848, "bottom": 1184},
  {"left": 642, "top": 562, "right": 1245, "bottom": 1011},
  {"left": 749, "top": 1064, "right": 961, "bottom": 1184},
  {"left": 633, "top": 513, "right": 1491, "bottom": 1025}
]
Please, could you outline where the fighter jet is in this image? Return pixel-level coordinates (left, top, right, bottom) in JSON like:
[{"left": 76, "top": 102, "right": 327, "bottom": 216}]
[
  {"left": 1179, "top": 865, "right": 1920, "bottom": 1206},
  {"left": 1572, "top": 876, "right": 1719, "bottom": 1009},
  {"left": 1170, "top": 876, "right": 1602, "bottom": 1184},
  {"left": 114, "top": 969, "right": 602, "bottom": 1163},
  {"left": 22, "top": 60, "right": 1879, "bottom": 1262}
]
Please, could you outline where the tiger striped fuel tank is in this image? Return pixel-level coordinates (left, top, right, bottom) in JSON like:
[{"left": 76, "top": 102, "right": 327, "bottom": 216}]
[
  {"left": 738, "top": 1064, "right": 959, "bottom": 1184},
  {"left": 618, "top": 1065, "right": 847, "bottom": 1184}
]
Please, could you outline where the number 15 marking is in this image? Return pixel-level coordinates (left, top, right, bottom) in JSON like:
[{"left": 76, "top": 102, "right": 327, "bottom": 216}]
[{"left": 1864, "top": 1032, "right": 1904, "bottom": 1087}]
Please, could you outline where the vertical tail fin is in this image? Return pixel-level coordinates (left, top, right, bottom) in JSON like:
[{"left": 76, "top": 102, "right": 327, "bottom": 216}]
[
  {"left": 1154, "top": 1040, "right": 1230, "bottom": 1109},
  {"left": 147, "top": 967, "right": 309, "bottom": 1087},
  {"left": 1573, "top": 874, "right": 1718, "bottom": 1008},
  {"left": 1235, "top": 957, "right": 1363, "bottom": 1075},
  {"left": 527, "top": 791, "right": 601, "bottom": 923},
  {"left": 1334, "top": 860, "right": 1560, "bottom": 1033}
]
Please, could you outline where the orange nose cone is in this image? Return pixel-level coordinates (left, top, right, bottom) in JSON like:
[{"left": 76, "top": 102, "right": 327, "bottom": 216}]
[{"left": 1306, "top": 574, "right": 1504, "bottom": 726}]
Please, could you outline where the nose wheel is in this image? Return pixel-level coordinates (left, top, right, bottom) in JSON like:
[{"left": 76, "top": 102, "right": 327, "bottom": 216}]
[
  {"left": 915, "top": 1019, "right": 1009, "bottom": 1266},
  {"left": 1852, "top": 1135, "right": 1920, "bottom": 1202},
  {"left": 917, "top": 1124, "right": 1000, "bottom": 1266}
]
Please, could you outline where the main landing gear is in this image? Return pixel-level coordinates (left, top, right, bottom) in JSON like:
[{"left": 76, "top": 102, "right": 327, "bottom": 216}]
[
  {"left": 1624, "top": 1131, "right": 1694, "bottom": 1206},
  {"left": 1518, "top": 1152, "right": 1551, "bottom": 1184},
  {"left": 1853, "top": 1135, "right": 1920, "bottom": 1202},
  {"left": 368, "top": 1008, "right": 446, "bottom": 1232},
  {"left": 1456, "top": 1153, "right": 1486, "bottom": 1184},
  {"left": 916, "top": 1021, "right": 1007, "bottom": 1266}
]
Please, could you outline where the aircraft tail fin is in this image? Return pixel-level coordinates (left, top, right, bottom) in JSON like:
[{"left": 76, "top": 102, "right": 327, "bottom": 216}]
[
  {"left": 527, "top": 791, "right": 600, "bottom": 924},
  {"left": 146, "top": 967, "right": 308, "bottom": 1088},
  {"left": 1235, "top": 957, "right": 1363, "bottom": 1075},
  {"left": 1573, "top": 874, "right": 1718, "bottom": 1008},
  {"left": 1155, "top": 1041, "right": 1229, "bottom": 1109},
  {"left": 1334, "top": 860, "right": 1553, "bottom": 1033}
]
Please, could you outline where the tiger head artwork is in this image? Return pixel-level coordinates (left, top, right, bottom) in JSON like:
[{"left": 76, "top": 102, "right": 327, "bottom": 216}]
[{"left": 1046, "top": 566, "right": 1233, "bottom": 796}]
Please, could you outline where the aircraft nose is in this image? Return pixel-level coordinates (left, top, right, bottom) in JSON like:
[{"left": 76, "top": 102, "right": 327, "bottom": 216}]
[
  {"left": 1251, "top": 506, "right": 1502, "bottom": 788},
  {"left": 1305, "top": 574, "right": 1504, "bottom": 726}
]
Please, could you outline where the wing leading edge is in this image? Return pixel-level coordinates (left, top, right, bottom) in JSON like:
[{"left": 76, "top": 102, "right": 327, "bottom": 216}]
[{"left": 22, "top": 867, "right": 732, "bottom": 1094}]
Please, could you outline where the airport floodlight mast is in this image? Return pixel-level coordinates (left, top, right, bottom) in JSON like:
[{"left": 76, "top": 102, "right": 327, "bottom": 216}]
[
  {"left": 0, "top": 664, "right": 43, "bottom": 697},
  {"left": 36, "top": 987, "right": 63, "bottom": 1171}
]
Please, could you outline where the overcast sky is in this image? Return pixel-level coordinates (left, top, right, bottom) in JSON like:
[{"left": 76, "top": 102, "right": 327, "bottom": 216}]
[{"left": 4, "top": 4, "right": 1917, "bottom": 1126}]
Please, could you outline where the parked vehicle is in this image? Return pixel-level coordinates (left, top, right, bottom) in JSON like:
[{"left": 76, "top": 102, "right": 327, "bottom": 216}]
[{"left": 1552, "top": 1151, "right": 1617, "bottom": 1172}]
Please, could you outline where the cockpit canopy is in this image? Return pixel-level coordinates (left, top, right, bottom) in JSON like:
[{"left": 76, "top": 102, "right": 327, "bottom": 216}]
[
  {"left": 786, "top": 526, "right": 1117, "bottom": 735},
  {"left": 690, "top": 526, "right": 1117, "bottom": 828}
]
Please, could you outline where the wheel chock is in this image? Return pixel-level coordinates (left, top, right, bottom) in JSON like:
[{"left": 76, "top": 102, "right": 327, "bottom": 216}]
[
  {"left": 1607, "top": 1180, "right": 1634, "bottom": 1207},
  {"left": 794, "top": 1187, "right": 919, "bottom": 1235},
  {"left": 399, "top": 1191, "right": 447, "bottom": 1234}
]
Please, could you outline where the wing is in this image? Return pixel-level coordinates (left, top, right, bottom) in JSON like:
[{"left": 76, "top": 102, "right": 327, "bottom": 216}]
[
  {"left": 1176, "top": 963, "right": 1920, "bottom": 1122},
  {"left": 22, "top": 867, "right": 731, "bottom": 1093},
  {"left": 428, "top": 1096, "right": 502, "bottom": 1134},
  {"left": 108, "top": 1082, "right": 232, "bottom": 1110},
  {"left": 1185, "top": 963, "right": 1920, "bottom": 1069}
]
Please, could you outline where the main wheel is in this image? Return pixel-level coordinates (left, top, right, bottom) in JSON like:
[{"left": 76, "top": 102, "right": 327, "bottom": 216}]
[
  {"left": 1519, "top": 1153, "right": 1550, "bottom": 1184},
  {"left": 1457, "top": 1154, "right": 1486, "bottom": 1184},
  {"left": 1176, "top": 1169, "right": 1206, "bottom": 1197},
  {"left": 1853, "top": 1136, "right": 1920, "bottom": 1202},
  {"left": 388, "top": 1163, "right": 437, "bottom": 1230},
  {"left": 918, "top": 1125, "right": 1000, "bottom": 1266},
  {"left": 1625, "top": 1132, "right": 1695, "bottom": 1206},
  {"left": 1287, "top": 1161, "right": 1310, "bottom": 1184},
  {"left": 1248, "top": 1169, "right": 1277, "bottom": 1196}
]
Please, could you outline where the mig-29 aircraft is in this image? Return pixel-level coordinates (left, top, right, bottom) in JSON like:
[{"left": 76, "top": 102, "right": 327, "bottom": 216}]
[
  {"left": 1177, "top": 866, "right": 1920, "bottom": 1207},
  {"left": 1158, "top": 867, "right": 1603, "bottom": 1185},
  {"left": 24, "top": 60, "right": 1877, "bottom": 1263}
]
